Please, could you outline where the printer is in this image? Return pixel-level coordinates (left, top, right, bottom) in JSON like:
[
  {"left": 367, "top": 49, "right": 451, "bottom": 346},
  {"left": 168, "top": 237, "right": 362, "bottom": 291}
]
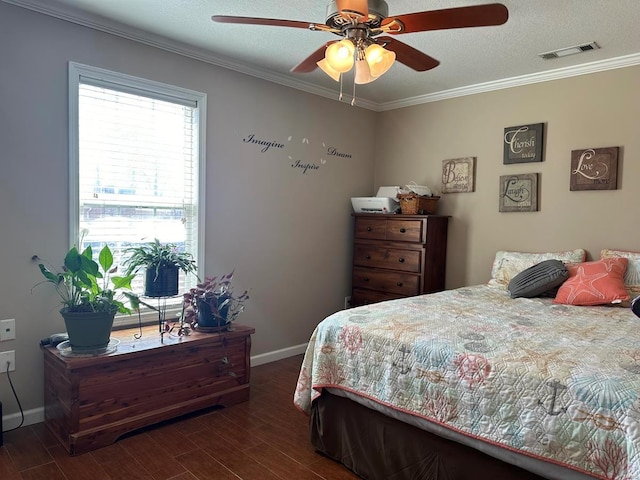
[{"left": 351, "top": 186, "right": 400, "bottom": 214}]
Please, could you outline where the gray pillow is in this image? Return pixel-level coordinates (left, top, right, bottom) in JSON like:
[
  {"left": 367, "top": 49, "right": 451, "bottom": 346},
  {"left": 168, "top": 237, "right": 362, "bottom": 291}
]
[{"left": 508, "top": 259, "right": 569, "bottom": 298}]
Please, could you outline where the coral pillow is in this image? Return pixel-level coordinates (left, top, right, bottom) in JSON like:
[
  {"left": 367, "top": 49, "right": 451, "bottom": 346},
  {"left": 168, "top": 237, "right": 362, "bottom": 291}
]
[{"left": 553, "top": 257, "right": 630, "bottom": 306}]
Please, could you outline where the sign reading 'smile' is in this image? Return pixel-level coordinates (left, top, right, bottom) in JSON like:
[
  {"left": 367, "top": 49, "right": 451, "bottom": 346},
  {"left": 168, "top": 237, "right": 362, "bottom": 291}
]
[{"left": 503, "top": 123, "right": 544, "bottom": 164}]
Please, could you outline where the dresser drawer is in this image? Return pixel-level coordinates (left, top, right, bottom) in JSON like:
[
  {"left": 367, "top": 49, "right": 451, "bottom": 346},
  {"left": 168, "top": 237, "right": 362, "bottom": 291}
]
[
  {"left": 354, "top": 217, "right": 387, "bottom": 240},
  {"left": 353, "top": 244, "right": 422, "bottom": 273},
  {"left": 355, "top": 217, "right": 425, "bottom": 243},
  {"left": 352, "top": 267, "right": 420, "bottom": 296},
  {"left": 352, "top": 288, "right": 403, "bottom": 307},
  {"left": 385, "top": 219, "right": 424, "bottom": 242}
]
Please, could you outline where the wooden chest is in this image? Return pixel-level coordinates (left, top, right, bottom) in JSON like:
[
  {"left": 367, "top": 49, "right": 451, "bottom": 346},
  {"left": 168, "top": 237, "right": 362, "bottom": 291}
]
[
  {"left": 351, "top": 214, "right": 449, "bottom": 306},
  {"left": 41, "top": 324, "right": 254, "bottom": 455}
]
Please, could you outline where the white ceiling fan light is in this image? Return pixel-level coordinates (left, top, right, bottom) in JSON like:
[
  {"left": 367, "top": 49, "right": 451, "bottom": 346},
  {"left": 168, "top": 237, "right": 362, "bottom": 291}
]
[
  {"left": 325, "top": 39, "right": 355, "bottom": 72},
  {"left": 316, "top": 58, "right": 341, "bottom": 81},
  {"left": 364, "top": 43, "right": 396, "bottom": 77},
  {"left": 355, "top": 58, "right": 376, "bottom": 84}
]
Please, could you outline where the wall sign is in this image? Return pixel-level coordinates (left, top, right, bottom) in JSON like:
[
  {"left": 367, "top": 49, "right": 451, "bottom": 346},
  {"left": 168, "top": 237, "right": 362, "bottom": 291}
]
[
  {"left": 441, "top": 157, "right": 476, "bottom": 193},
  {"left": 499, "top": 173, "right": 539, "bottom": 212},
  {"left": 240, "top": 133, "right": 354, "bottom": 175},
  {"left": 503, "top": 123, "right": 544, "bottom": 164},
  {"left": 570, "top": 147, "right": 619, "bottom": 191}
]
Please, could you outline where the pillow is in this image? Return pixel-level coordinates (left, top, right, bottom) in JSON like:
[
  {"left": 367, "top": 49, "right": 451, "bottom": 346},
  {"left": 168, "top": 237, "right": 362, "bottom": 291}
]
[
  {"left": 600, "top": 249, "right": 640, "bottom": 298},
  {"left": 489, "top": 249, "right": 586, "bottom": 287},
  {"left": 553, "top": 257, "right": 630, "bottom": 306},
  {"left": 508, "top": 260, "right": 569, "bottom": 298}
]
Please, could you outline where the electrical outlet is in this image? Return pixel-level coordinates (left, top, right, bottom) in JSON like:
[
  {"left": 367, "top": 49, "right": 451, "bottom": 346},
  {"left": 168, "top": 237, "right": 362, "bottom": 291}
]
[
  {"left": 344, "top": 296, "right": 352, "bottom": 309},
  {"left": 0, "top": 319, "right": 16, "bottom": 341},
  {"left": 0, "top": 351, "right": 15, "bottom": 372}
]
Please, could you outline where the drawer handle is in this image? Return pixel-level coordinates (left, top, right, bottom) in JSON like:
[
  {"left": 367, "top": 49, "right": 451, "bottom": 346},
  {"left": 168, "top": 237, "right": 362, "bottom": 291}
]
[
  {"left": 399, "top": 228, "right": 406, "bottom": 233},
  {"left": 365, "top": 255, "right": 371, "bottom": 259},
  {"left": 366, "top": 226, "right": 372, "bottom": 232},
  {"left": 396, "top": 282, "right": 403, "bottom": 287},
  {"left": 398, "top": 257, "right": 405, "bottom": 263},
  {"left": 364, "top": 277, "right": 370, "bottom": 282}
]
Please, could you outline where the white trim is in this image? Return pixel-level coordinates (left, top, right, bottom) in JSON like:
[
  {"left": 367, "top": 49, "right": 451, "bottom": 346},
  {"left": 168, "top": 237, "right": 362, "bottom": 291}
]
[
  {"left": 251, "top": 343, "right": 308, "bottom": 367},
  {"left": 2, "top": 406, "right": 44, "bottom": 430},
  {"left": 1, "top": 345, "right": 308, "bottom": 429},
  {"left": 376, "top": 52, "right": 640, "bottom": 111}
]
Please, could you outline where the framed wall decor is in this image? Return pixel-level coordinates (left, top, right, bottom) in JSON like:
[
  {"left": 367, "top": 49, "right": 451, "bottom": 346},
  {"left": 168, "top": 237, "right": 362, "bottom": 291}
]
[
  {"left": 503, "top": 123, "right": 544, "bottom": 164},
  {"left": 570, "top": 147, "right": 619, "bottom": 191},
  {"left": 441, "top": 157, "right": 476, "bottom": 193},
  {"left": 499, "top": 173, "right": 539, "bottom": 212}
]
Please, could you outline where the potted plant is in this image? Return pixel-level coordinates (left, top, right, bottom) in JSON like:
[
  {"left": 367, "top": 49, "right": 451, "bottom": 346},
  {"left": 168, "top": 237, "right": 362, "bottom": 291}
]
[
  {"left": 123, "top": 239, "right": 197, "bottom": 297},
  {"left": 181, "top": 272, "right": 249, "bottom": 331},
  {"left": 32, "top": 245, "right": 135, "bottom": 352}
]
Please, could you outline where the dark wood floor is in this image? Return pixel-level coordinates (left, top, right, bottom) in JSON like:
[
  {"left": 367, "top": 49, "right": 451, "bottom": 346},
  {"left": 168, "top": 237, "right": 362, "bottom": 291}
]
[{"left": 0, "top": 355, "right": 360, "bottom": 480}]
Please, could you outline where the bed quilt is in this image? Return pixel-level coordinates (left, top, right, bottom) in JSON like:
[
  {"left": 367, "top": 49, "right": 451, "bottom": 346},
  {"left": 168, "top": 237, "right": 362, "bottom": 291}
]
[{"left": 294, "top": 285, "right": 640, "bottom": 480}]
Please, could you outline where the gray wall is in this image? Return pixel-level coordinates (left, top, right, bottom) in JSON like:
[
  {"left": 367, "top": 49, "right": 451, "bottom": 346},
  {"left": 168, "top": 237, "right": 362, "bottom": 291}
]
[
  {"left": 374, "top": 66, "right": 640, "bottom": 288},
  {"left": 0, "top": 3, "right": 376, "bottom": 422}
]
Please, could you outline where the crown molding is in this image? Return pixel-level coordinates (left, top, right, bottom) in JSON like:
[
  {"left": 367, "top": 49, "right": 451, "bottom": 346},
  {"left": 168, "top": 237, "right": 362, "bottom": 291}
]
[
  {"left": 4, "top": 0, "right": 639, "bottom": 113},
  {"left": 377, "top": 52, "right": 640, "bottom": 111}
]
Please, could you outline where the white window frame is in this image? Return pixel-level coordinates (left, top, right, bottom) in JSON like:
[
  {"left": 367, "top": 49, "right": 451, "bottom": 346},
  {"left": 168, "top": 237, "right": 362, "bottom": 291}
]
[{"left": 68, "top": 62, "right": 206, "bottom": 325}]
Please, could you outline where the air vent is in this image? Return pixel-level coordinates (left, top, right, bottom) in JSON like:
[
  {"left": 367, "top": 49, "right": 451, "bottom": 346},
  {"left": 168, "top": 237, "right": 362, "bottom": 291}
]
[{"left": 538, "top": 42, "right": 600, "bottom": 60}]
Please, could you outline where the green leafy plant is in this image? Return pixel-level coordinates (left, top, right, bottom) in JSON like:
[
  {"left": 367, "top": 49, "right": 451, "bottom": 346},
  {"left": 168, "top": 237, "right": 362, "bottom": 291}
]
[
  {"left": 32, "top": 245, "right": 136, "bottom": 314},
  {"left": 123, "top": 238, "right": 197, "bottom": 280},
  {"left": 181, "top": 272, "right": 249, "bottom": 327}
]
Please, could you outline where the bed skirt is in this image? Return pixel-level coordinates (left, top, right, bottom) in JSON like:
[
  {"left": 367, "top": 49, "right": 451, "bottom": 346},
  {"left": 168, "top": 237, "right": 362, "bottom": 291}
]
[{"left": 310, "top": 391, "right": 547, "bottom": 480}]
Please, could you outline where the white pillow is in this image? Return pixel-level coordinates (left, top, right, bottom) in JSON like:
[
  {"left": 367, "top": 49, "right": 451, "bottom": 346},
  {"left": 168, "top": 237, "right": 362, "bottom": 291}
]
[
  {"left": 600, "top": 249, "right": 640, "bottom": 298},
  {"left": 489, "top": 249, "right": 586, "bottom": 287}
]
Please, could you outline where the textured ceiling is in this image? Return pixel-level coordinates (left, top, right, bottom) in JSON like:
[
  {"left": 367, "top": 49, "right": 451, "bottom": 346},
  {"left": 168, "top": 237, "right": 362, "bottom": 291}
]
[{"left": 5, "top": 0, "right": 640, "bottom": 110}]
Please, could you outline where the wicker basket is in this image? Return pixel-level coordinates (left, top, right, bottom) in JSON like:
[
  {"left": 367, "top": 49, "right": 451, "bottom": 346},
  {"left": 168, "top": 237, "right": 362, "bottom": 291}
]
[{"left": 397, "top": 194, "right": 440, "bottom": 215}]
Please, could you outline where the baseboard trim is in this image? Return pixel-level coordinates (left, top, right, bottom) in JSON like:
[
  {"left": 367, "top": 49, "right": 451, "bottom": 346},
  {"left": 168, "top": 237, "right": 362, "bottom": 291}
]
[
  {"left": 251, "top": 343, "right": 308, "bottom": 367},
  {"left": 2, "top": 344, "right": 308, "bottom": 429},
  {"left": 2, "top": 406, "right": 44, "bottom": 430}
]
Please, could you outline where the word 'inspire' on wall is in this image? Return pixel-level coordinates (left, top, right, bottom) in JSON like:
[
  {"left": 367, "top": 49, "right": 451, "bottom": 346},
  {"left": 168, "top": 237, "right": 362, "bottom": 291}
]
[{"left": 241, "top": 134, "right": 353, "bottom": 175}]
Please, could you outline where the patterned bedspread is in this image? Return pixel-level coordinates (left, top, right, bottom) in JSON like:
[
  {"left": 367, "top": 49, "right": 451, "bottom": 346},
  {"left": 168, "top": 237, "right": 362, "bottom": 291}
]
[{"left": 294, "top": 285, "right": 640, "bottom": 480}]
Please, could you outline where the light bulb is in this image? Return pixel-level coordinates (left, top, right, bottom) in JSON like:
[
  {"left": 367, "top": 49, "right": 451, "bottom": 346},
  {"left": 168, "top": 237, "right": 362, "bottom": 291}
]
[
  {"left": 325, "top": 39, "right": 355, "bottom": 73},
  {"left": 365, "top": 44, "right": 396, "bottom": 78}
]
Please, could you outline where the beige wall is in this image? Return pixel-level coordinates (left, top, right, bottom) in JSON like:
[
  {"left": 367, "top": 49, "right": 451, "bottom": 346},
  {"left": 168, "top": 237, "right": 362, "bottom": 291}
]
[
  {"left": 1, "top": 1, "right": 638, "bottom": 425},
  {"left": 0, "top": 3, "right": 376, "bottom": 420},
  {"left": 375, "top": 66, "right": 640, "bottom": 288}
]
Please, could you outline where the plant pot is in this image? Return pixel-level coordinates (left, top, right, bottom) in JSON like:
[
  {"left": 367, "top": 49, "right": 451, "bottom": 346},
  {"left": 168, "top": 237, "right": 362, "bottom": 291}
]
[
  {"left": 60, "top": 309, "right": 116, "bottom": 352},
  {"left": 196, "top": 296, "right": 230, "bottom": 329},
  {"left": 145, "top": 265, "right": 179, "bottom": 297}
]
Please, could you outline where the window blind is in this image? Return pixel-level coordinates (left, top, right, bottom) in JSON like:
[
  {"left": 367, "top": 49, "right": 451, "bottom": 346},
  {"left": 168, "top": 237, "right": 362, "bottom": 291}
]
[{"left": 77, "top": 83, "right": 199, "bottom": 300}]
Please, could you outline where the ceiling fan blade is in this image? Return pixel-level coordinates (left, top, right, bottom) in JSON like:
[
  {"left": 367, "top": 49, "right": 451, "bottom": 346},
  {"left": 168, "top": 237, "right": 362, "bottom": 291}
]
[
  {"left": 212, "top": 15, "right": 315, "bottom": 30},
  {"left": 383, "top": 3, "right": 508, "bottom": 34},
  {"left": 291, "top": 42, "right": 337, "bottom": 73},
  {"left": 377, "top": 37, "right": 440, "bottom": 72},
  {"left": 336, "top": 0, "right": 369, "bottom": 21}
]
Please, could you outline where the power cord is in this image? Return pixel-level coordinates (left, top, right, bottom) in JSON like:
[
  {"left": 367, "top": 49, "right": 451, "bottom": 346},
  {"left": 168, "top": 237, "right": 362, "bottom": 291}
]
[{"left": 2, "top": 360, "right": 24, "bottom": 432}]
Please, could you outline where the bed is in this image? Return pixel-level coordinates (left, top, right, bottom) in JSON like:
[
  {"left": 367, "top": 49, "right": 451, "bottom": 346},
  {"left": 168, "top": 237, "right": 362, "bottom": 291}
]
[{"left": 294, "top": 249, "right": 640, "bottom": 480}]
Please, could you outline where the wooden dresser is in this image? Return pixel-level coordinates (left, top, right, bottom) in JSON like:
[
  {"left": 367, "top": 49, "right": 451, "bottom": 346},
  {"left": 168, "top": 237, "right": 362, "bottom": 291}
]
[
  {"left": 41, "top": 324, "right": 254, "bottom": 455},
  {"left": 351, "top": 213, "right": 449, "bottom": 306}
]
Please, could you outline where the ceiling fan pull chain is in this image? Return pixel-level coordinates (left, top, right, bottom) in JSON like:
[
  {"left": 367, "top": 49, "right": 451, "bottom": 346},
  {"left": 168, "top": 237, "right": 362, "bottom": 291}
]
[
  {"left": 339, "top": 74, "right": 344, "bottom": 101},
  {"left": 351, "top": 78, "right": 357, "bottom": 106}
]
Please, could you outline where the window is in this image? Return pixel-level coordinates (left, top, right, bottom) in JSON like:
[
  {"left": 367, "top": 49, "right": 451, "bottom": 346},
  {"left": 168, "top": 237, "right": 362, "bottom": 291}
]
[{"left": 69, "top": 63, "right": 206, "bottom": 325}]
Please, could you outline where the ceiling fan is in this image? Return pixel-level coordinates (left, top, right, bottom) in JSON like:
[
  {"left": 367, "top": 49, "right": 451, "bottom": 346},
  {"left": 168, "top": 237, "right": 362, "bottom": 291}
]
[{"left": 212, "top": 1, "right": 509, "bottom": 85}]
